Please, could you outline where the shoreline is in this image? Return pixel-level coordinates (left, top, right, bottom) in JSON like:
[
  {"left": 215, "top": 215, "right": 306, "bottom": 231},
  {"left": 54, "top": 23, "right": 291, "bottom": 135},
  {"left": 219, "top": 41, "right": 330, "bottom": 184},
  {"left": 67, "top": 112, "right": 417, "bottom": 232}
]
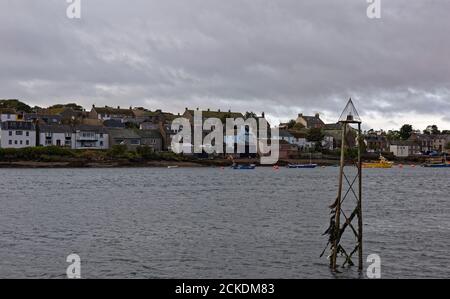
[{"left": 0, "top": 158, "right": 427, "bottom": 168}]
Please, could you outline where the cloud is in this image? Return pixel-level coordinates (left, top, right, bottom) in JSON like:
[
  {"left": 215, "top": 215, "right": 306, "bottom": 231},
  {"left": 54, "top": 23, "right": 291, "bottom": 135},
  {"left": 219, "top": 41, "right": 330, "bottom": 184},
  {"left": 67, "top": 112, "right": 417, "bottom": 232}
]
[{"left": 1, "top": 0, "right": 450, "bottom": 131}]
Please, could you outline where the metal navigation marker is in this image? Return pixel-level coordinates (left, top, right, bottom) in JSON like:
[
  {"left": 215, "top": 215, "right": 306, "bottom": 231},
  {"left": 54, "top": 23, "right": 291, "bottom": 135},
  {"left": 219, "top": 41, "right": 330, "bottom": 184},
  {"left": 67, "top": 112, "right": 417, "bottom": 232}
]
[
  {"left": 338, "top": 98, "right": 362, "bottom": 123},
  {"left": 321, "top": 98, "right": 363, "bottom": 272}
]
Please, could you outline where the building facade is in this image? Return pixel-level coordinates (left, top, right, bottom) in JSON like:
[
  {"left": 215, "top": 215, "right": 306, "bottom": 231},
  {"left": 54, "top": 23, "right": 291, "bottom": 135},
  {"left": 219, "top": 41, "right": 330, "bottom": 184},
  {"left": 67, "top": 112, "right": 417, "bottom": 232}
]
[
  {"left": 38, "top": 125, "right": 73, "bottom": 147},
  {"left": 0, "top": 121, "right": 36, "bottom": 148},
  {"left": 0, "top": 109, "right": 18, "bottom": 122},
  {"left": 73, "top": 125, "right": 109, "bottom": 149}
]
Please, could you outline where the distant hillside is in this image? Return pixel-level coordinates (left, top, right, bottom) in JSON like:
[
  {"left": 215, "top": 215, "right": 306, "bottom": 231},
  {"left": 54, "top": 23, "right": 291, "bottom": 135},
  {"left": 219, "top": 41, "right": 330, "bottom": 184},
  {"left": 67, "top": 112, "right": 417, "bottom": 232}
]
[
  {"left": 47, "top": 103, "right": 84, "bottom": 111},
  {"left": 0, "top": 99, "right": 33, "bottom": 113}
]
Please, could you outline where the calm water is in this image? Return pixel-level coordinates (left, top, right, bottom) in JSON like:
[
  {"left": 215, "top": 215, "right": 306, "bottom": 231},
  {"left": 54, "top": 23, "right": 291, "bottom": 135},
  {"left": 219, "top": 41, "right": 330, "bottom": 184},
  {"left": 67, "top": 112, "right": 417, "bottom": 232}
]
[{"left": 0, "top": 167, "right": 448, "bottom": 279}]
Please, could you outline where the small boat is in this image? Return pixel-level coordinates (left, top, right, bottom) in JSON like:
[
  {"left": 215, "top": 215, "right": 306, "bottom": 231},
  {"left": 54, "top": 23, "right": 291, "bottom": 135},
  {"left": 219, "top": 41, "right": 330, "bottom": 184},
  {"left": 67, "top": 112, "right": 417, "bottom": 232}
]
[
  {"left": 287, "top": 164, "right": 318, "bottom": 169},
  {"left": 424, "top": 163, "right": 450, "bottom": 168},
  {"left": 167, "top": 166, "right": 179, "bottom": 169},
  {"left": 232, "top": 164, "right": 256, "bottom": 170},
  {"left": 424, "top": 154, "right": 450, "bottom": 168},
  {"left": 362, "top": 155, "right": 393, "bottom": 169},
  {"left": 288, "top": 153, "right": 318, "bottom": 169}
]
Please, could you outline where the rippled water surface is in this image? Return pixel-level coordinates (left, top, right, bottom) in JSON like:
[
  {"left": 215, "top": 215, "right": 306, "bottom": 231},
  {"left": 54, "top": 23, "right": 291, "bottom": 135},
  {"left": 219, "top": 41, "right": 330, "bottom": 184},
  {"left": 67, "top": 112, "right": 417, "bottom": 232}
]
[{"left": 0, "top": 167, "right": 449, "bottom": 278}]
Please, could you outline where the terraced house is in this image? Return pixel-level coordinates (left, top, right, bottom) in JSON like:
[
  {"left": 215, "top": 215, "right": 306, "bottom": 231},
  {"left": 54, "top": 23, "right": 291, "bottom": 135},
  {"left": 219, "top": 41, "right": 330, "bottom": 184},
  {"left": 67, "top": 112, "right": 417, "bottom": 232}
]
[
  {"left": 0, "top": 108, "right": 19, "bottom": 122},
  {"left": 0, "top": 121, "right": 36, "bottom": 148},
  {"left": 38, "top": 124, "right": 73, "bottom": 147},
  {"left": 73, "top": 125, "right": 109, "bottom": 150}
]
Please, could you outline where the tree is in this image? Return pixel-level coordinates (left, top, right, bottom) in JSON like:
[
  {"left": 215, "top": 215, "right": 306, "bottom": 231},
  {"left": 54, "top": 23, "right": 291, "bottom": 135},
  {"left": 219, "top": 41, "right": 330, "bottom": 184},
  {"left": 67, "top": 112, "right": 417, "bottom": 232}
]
[
  {"left": 244, "top": 111, "right": 257, "bottom": 119},
  {"left": 306, "top": 128, "right": 324, "bottom": 142},
  {"left": 307, "top": 128, "right": 325, "bottom": 151},
  {"left": 424, "top": 125, "right": 440, "bottom": 135},
  {"left": 399, "top": 124, "right": 413, "bottom": 140},
  {"left": 0, "top": 99, "right": 33, "bottom": 113},
  {"left": 287, "top": 119, "right": 296, "bottom": 129},
  {"left": 445, "top": 142, "right": 450, "bottom": 150}
]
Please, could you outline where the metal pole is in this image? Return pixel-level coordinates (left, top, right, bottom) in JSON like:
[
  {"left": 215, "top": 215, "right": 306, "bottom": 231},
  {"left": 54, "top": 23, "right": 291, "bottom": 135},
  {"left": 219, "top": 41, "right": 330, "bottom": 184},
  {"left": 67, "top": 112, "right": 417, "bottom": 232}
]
[
  {"left": 331, "top": 123, "right": 346, "bottom": 270},
  {"left": 357, "top": 123, "right": 363, "bottom": 271}
]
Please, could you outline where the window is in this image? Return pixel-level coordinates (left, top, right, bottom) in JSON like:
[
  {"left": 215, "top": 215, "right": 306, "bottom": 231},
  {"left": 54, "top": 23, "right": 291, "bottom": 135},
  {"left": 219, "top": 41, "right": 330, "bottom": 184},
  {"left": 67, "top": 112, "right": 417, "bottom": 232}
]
[
  {"left": 26, "top": 132, "right": 29, "bottom": 137},
  {"left": 14, "top": 140, "right": 18, "bottom": 145},
  {"left": 100, "top": 141, "right": 104, "bottom": 147},
  {"left": 7, "top": 114, "right": 10, "bottom": 119},
  {"left": 20, "top": 140, "right": 23, "bottom": 145},
  {"left": 81, "top": 132, "right": 95, "bottom": 138},
  {"left": 26, "top": 140, "right": 29, "bottom": 146},
  {"left": 9, "top": 131, "right": 12, "bottom": 136},
  {"left": 16, "top": 131, "right": 23, "bottom": 136},
  {"left": 9, "top": 140, "right": 12, "bottom": 145},
  {"left": 100, "top": 133, "right": 103, "bottom": 138}
]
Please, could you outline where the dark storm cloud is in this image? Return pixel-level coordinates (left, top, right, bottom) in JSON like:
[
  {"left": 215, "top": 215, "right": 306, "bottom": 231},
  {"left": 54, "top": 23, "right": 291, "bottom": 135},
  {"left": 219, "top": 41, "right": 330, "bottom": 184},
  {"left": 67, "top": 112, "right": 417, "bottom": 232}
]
[{"left": 1, "top": 0, "right": 450, "bottom": 129}]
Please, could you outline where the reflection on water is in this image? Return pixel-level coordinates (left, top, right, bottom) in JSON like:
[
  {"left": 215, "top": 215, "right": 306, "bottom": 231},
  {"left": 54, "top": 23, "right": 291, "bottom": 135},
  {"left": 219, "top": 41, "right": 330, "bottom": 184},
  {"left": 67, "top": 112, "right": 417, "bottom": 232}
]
[{"left": 0, "top": 167, "right": 448, "bottom": 278}]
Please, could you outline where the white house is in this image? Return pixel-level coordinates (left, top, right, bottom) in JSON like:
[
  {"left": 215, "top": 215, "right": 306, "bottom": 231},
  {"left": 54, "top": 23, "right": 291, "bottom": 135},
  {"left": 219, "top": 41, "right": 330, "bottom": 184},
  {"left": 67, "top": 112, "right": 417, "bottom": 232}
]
[
  {"left": 0, "top": 109, "right": 18, "bottom": 122},
  {"left": 390, "top": 141, "right": 419, "bottom": 157},
  {"left": 0, "top": 121, "right": 36, "bottom": 148},
  {"left": 38, "top": 125, "right": 74, "bottom": 147},
  {"left": 73, "top": 125, "right": 109, "bottom": 149}
]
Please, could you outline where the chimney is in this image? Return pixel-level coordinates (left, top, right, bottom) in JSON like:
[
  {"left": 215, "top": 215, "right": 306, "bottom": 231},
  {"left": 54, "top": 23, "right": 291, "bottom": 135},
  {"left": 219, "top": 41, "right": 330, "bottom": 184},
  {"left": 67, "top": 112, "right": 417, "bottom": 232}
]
[
  {"left": 298, "top": 113, "right": 303, "bottom": 117},
  {"left": 117, "top": 106, "right": 120, "bottom": 110},
  {"left": 262, "top": 112, "right": 265, "bottom": 118},
  {"left": 228, "top": 109, "right": 231, "bottom": 113},
  {"left": 185, "top": 107, "right": 188, "bottom": 111},
  {"left": 92, "top": 104, "right": 95, "bottom": 108},
  {"left": 196, "top": 107, "right": 199, "bottom": 111},
  {"left": 315, "top": 113, "right": 320, "bottom": 118},
  {"left": 207, "top": 108, "right": 210, "bottom": 111},
  {"left": 129, "top": 106, "right": 132, "bottom": 110},
  {"left": 218, "top": 109, "right": 221, "bottom": 112}
]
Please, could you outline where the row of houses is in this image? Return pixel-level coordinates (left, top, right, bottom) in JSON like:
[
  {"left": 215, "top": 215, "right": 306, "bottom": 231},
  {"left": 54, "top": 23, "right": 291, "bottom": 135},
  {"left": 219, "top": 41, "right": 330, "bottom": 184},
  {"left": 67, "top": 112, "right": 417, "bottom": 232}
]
[
  {"left": 0, "top": 106, "right": 169, "bottom": 151},
  {"left": 365, "top": 130, "right": 450, "bottom": 157},
  {"left": 0, "top": 121, "right": 164, "bottom": 152},
  {"left": 0, "top": 106, "right": 264, "bottom": 153},
  {"left": 3, "top": 104, "right": 448, "bottom": 157},
  {"left": 278, "top": 112, "right": 450, "bottom": 158}
]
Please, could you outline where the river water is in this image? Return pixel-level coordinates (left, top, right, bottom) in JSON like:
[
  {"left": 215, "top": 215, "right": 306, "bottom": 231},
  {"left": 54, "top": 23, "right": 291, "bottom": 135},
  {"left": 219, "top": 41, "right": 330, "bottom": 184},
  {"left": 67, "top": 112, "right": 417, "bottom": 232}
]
[{"left": 0, "top": 167, "right": 448, "bottom": 279}]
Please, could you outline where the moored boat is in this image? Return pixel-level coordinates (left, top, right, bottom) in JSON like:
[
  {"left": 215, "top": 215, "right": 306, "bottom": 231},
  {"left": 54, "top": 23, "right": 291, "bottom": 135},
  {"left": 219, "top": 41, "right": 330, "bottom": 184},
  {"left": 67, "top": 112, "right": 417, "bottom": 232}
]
[
  {"left": 232, "top": 164, "right": 256, "bottom": 170},
  {"left": 362, "top": 156, "right": 393, "bottom": 169},
  {"left": 424, "top": 155, "right": 450, "bottom": 168},
  {"left": 424, "top": 163, "right": 450, "bottom": 168},
  {"left": 287, "top": 164, "right": 318, "bottom": 169}
]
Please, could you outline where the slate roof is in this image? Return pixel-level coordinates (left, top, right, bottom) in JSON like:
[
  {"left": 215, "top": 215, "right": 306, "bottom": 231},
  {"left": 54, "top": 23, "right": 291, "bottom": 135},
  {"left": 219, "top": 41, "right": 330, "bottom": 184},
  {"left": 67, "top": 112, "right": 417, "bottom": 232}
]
[
  {"left": 75, "top": 125, "right": 108, "bottom": 133},
  {"left": 39, "top": 124, "right": 73, "bottom": 133},
  {"left": 103, "top": 119, "right": 126, "bottom": 128},
  {"left": 299, "top": 115, "right": 325, "bottom": 128},
  {"left": 136, "top": 130, "right": 162, "bottom": 139},
  {"left": 108, "top": 128, "right": 141, "bottom": 139}
]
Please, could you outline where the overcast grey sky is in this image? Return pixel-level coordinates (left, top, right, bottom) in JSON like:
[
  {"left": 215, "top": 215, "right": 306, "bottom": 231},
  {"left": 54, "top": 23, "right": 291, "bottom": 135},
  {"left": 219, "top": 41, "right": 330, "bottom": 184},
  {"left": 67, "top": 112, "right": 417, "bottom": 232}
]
[{"left": 1, "top": 0, "right": 449, "bottom": 130}]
